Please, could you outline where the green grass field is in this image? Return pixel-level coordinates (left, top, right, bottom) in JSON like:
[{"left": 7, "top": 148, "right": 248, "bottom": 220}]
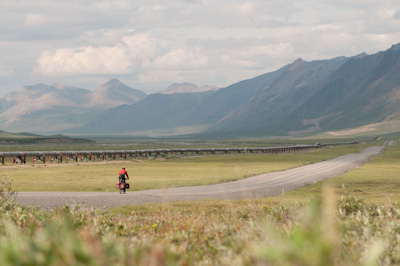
[
  {"left": 0, "top": 139, "right": 399, "bottom": 265},
  {"left": 3, "top": 143, "right": 373, "bottom": 192},
  {"left": 278, "top": 144, "right": 400, "bottom": 205}
]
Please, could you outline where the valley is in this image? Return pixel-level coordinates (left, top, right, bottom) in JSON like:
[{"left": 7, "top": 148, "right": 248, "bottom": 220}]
[{"left": 1, "top": 43, "right": 400, "bottom": 138}]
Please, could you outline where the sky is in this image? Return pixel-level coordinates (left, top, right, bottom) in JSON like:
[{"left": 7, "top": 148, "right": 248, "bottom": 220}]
[{"left": 1, "top": 0, "right": 400, "bottom": 97}]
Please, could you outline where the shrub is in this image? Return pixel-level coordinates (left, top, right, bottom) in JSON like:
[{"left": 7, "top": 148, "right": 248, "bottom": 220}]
[
  {"left": 0, "top": 186, "right": 399, "bottom": 265},
  {"left": 0, "top": 177, "right": 18, "bottom": 213}
]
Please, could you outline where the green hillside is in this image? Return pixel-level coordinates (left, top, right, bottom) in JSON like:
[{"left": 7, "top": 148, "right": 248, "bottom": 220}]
[{"left": 0, "top": 130, "right": 93, "bottom": 144}]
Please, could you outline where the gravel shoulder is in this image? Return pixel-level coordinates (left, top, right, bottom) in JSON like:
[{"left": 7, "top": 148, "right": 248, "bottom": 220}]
[{"left": 16, "top": 145, "right": 386, "bottom": 210}]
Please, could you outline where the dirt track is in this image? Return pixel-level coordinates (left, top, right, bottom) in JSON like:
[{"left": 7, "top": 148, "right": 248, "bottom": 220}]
[{"left": 16, "top": 145, "right": 386, "bottom": 210}]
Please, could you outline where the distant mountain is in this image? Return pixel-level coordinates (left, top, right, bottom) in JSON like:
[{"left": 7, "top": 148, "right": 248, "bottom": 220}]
[
  {"left": 0, "top": 79, "right": 147, "bottom": 132},
  {"left": 206, "top": 45, "right": 400, "bottom": 137},
  {"left": 0, "top": 84, "right": 91, "bottom": 123},
  {"left": 89, "top": 78, "right": 147, "bottom": 107},
  {"left": 71, "top": 62, "right": 290, "bottom": 134},
  {"left": 3, "top": 43, "right": 400, "bottom": 138},
  {"left": 160, "top": 83, "right": 219, "bottom": 94},
  {"left": 74, "top": 43, "right": 400, "bottom": 138},
  {"left": 285, "top": 44, "right": 400, "bottom": 133},
  {"left": 75, "top": 91, "right": 216, "bottom": 134},
  {"left": 206, "top": 56, "right": 351, "bottom": 137}
]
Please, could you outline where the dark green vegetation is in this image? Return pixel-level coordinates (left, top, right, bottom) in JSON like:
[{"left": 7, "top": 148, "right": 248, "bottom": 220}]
[{"left": 0, "top": 131, "right": 93, "bottom": 145}]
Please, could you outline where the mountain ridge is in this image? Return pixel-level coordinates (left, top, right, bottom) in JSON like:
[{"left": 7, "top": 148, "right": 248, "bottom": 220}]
[
  {"left": 88, "top": 78, "right": 147, "bottom": 107},
  {"left": 2, "top": 43, "right": 400, "bottom": 138},
  {"left": 207, "top": 45, "right": 400, "bottom": 137},
  {"left": 73, "top": 43, "right": 400, "bottom": 138},
  {"left": 0, "top": 79, "right": 147, "bottom": 132},
  {"left": 160, "top": 83, "right": 219, "bottom": 94}
]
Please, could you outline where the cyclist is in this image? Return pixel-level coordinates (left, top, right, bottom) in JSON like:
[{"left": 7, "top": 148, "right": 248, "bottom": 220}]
[{"left": 118, "top": 166, "right": 129, "bottom": 187}]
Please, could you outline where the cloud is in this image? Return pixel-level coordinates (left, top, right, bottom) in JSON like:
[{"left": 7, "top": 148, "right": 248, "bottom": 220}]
[
  {"left": 151, "top": 48, "right": 209, "bottom": 70},
  {"left": 34, "top": 46, "right": 131, "bottom": 75},
  {"left": 33, "top": 33, "right": 157, "bottom": 76},
  {"left": 24, "top": 13, "right": 48, "bottom": 26},
  {"left": 0, "top": 66, "right": 14, "bottom": 77},
  {"left": 395, "top": 10, "right": 400, "bottom": 19},
  {"left": 33, "top": 33, "right": 210, "bottom": 76},
  {"left": 122, "top": 34, "right": 158, "bottom": 60},
  {"left": 0, "top": 0, "right": 130, "bottom": 42},
  {"left": 0, "top": 0, "right": 399, "bottom": 96}
]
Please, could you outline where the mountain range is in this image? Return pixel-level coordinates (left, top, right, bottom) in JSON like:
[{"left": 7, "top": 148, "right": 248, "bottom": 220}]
[
  {"left": 1, "top": 43, "right": 400, "bottom": 138},
  {"left": 0, "top": 78, "right": 147, "bottom": 132},
  {"left": 160, "top": 83, "right": 219, "bottom": 94}
]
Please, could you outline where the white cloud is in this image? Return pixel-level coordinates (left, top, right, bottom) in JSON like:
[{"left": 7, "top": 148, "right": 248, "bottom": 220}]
[
  {"left": 0, "top": 0, "right": 399, "bottom": 96},
  {"left": 33, "top": 33, "right": 159, "bottom": 76},
  {"left": 34, "top": 33, "right": 211, "bottom": 76},
  {"left": 0, "top": 66, "right": 14, "bottom": 77},
  {"left": 312, "top": 24, "right": 343, "bottom": 31},
  {"left": 151, "top": 48, "right": 209, "bottom": 70},
  {"left": 24, "top": 13, "right": 48, "bottom": 26},
  {"left": 34, "top": 46, "right": 131, "bottom": 75},
  {"left": 241, "top": 43, "right": 294, "bottom": 60},
  {"left": 122, "top": 34, "right": 158, "bottom": 60},
  {"left": 229, "top": 2, "right": 256, "bottom": 16},
  {"left": 394, "top": 9, "right": 400, "bottom": 19}
]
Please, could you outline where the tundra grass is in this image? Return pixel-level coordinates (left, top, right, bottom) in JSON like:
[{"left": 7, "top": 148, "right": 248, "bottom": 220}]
[
  {"left": 282, "top": 143, "right": 400, "bottom": 204},
  {"left": 2, "top": 143, "right": 373, "bottom": 192},
  {"left": 0, "top": 141, "right": 398, "bottom": 265},
  {"left": 1, "top": 183, "right": 400, "bottom": 265}
]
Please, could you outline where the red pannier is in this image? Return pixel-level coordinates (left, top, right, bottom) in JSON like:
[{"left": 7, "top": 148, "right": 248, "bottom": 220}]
[{"left": 116, "top": 182, "right": 130, "bottom": 189}]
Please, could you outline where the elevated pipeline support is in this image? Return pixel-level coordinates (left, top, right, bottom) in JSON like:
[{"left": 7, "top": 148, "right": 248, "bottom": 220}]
[{"left": 0, "top": 137, "right": 378, "bottom": 165}]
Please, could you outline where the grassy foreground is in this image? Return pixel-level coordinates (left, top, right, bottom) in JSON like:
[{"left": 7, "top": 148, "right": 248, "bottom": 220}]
[{"left": 0, "top": 141, "right": 399, "bottom": 265}]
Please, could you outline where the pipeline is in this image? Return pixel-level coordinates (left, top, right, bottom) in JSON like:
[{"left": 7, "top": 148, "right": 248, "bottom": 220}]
[{"left": 0, "top": 136, "right": 378, "bottom": 165}]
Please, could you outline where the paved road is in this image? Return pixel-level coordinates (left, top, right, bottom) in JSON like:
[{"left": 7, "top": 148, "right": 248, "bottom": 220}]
[{"left": 16, "top": 145, "right": 386, "bottom": 210}]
